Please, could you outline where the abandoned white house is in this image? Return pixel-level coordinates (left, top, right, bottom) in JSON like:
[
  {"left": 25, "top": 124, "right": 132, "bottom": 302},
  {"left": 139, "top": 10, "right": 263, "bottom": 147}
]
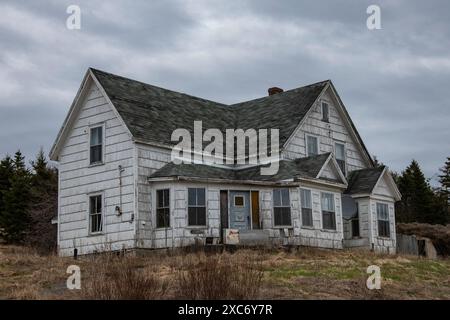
[{"left": 49, "top": 68, "right": 401, "bottom": 257}]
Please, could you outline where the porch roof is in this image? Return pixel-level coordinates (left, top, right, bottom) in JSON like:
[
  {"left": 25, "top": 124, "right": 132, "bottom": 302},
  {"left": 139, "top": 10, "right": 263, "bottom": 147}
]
[{"left": 148, "top": 153, "right": 333, "bottom": 184}]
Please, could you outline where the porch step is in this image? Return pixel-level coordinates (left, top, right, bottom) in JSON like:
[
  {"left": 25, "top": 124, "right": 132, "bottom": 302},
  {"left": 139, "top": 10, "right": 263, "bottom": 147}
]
[{"left": 238, "top": 230, "right": 271, "bottom": 246}]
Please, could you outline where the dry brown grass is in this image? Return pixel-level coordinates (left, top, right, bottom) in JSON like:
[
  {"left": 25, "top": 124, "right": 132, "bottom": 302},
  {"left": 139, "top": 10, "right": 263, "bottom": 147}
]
[
  {"left": 82, "top": 253, "right": 169, "bottom": 300},
  {"left": 1, "top": 244, "right": 450, "bottom": 300},
  {"left": 176, "top": 251, "right": 263, "bottom": 299}
]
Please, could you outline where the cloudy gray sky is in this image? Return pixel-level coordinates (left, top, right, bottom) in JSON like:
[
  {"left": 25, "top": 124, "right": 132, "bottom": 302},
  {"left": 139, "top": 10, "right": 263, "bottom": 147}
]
[{"left": 1, "top": 0, "right": 449, "bottom": 183}]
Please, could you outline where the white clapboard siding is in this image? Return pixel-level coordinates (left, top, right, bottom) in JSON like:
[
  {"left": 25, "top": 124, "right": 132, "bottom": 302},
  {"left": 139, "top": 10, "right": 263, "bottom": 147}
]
[
  {"left": 58, "top": 82, "right": 136, "bottom": 257},
  {"left": 283, "top": 87, "right": 367, "bottom": 172},
  {"left": 135, "top": 143, "right": 172, "bottom": 248}
]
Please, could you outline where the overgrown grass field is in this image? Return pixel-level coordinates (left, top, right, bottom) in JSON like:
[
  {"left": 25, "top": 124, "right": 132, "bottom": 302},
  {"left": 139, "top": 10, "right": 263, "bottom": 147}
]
[{"left": 1, "top": 244, "right": 449, "bottom": 299}]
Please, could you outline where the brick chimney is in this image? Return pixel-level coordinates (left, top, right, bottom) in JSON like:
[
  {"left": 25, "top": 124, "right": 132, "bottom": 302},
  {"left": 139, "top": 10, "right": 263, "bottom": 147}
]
[{"left": 268, "top": 87, "right": 284, "bottom": 96}]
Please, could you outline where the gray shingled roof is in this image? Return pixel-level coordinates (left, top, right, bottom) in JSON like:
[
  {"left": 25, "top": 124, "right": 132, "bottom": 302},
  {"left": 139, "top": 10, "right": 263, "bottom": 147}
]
[
  {"left": 149, "top": 153, "right": 333, "bottom": 183},
  {"left": 91, "top": 68, "right": 328, "bottom": 148},
  {"left": 345, "top": 166, "right": 385, "bottom": 194}
]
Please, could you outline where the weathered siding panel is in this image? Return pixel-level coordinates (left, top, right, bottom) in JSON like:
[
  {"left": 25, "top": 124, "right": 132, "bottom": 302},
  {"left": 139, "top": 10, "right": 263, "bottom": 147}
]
[
  {"left": 283, "top": 87, "right": 368, "bottom": 173},
  {"left": 58, "top": 83, "right": 135, "bottom": 256}
]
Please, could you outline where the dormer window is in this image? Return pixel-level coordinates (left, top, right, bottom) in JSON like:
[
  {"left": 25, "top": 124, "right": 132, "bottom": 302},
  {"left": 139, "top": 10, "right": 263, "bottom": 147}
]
[{"left": 322, "top": 102, "right": 329, "bottom": 122}]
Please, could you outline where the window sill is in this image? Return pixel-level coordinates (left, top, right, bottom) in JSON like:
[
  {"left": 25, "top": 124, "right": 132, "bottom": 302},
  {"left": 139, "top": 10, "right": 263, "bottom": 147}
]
[
  {"left": 89, "top": 162, "right": 105, "bottom": 168},
  {"left": 274, "top": 226, "right": 293, "bottom": 229},
  {"left": 320, "top": 229, "right": 338, "bottom": 233},
  {"left": 154, "top": 227, "right": 172, "bottom": 231},
  {"left": 376, "top": 236, "right": 391, "bottom": 240},
  {"left": 186, "top": 225, "right": 207, "bottom": 229},
  {"left": 301, "top": 226, "right": 315, "bottom": 230},
  {"left": 88, "top": 232, "right": 104, "bottom": 237}
]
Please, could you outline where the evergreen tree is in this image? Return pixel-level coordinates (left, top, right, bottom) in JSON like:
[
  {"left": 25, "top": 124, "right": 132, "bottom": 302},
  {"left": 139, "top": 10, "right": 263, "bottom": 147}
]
[
  {"left": 439, "top": 157, "right": 450, "bottom": 204},
  {"left": 0, "top": 151, "right": 31, "bottom": 243},
  {"left": 26, "top": 149, "right": 58, "bottom": 252},
  {"left": 396, "top": 159, "right": 447, "bottom": 224},
  {"left": 0, "top": 155, "right": 14, "bottom": 237}
]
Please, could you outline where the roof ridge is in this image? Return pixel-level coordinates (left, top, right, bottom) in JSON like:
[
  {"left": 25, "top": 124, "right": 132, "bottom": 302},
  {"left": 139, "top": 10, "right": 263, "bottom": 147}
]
[
  {"left": 90, "top": 67, "right": 229, "bottom": 107},
  {"left": 91, "top": 67, "right": 329, "bottom": 108}
]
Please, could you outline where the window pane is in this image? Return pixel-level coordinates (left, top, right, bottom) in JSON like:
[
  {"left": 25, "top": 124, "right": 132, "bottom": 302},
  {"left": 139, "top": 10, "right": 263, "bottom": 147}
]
[
  {"left": 282, "top": 207, "right": 292, "bottom": 225},
  {"left": 197, "top": 207, "right": 206, "bottom": 225},
  {"left": 188, "top": 207, "right": 196, "bottom": 225},
  {"left": 281, "top": 189, "right": 290, "bottom": 206},
  {"left": 157, "top": 190, "right": 164, "bottom": 208},
  {"left": 307, "top": 136, "right": 318, "bottom": 156},
  {"left": 234, "top": 196, "right": 244, "bottom": 206},
  {"left": 300, "top": 189, "right": 311, "bottom": 209},
  {"left": 378, "top": 220, "right": 390, "bottom": 237},
  {"left": 188, "top": 188, "right": 196, "bottom": 206},
  {"left": 321, "top": 193, "right": 334, "bottom": 212},
  {"left": 322, "top": 102, "right": 329, "bottom": 121},
  {"left": 322, "top": 211, "right": 336, "bottom": 230},
  {"left": 274, "top": 207, "right": 282, "bottom": 226},
  {"left": 163, "top": 189, "right": 170, "bottom": 207},
  {"left": 90, "top": 145, "right": 102, "bottom": 164},
  {"left": 302, "top": 208, "right": 313, "bottom": 227},
  {"left": 197, "top": 188, "right": 205, "bottom": 206},
  {"left": 273, "top": 189, "right": 281, "bottom": 207},
  {"left": 337, "top": 159, "right": 346, "bottom": 175},
  {"left": 335, "top": 143, "right": 345, "bottom": 160},
  {"left": 377, "top": 203, "right": 388, "bottom": 220},
  {"left": 90, "top": 127, "right": 102, "bottom": 145}
]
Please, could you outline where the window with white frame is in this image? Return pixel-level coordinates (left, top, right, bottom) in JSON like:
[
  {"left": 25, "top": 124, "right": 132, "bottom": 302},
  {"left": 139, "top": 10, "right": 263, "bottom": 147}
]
[
  {"left": 321, "top": 192, "right": 336, "bottom": 230},
  {"left": 300, "top": 188, "right": 313, "bottom": 227},
  {"left": 306, "top": 135, "right": 319, "bottom": 157},
  {"left": 273, "top": 188, "right": 291, "bottom": 226},
  {"left": 156, "top": 189, "right": 170, "bottom": 228},
  {"left": 89, "top": 194, "right": 103, "bottom": 233},
  {"left": 335, "top": 142, "right": 346, "bottom": 175},
  {"left": 90, "top": 126, "right": 103, "bottom": 164},
  {"left": 322, "top": 102, "right": 329, "bottom": 122},
  {"left": 188, "top": 188, "right": 206, "bottom": 226},
  {"left": 377, "top": 203, "right": 390, "bottom": 237}
]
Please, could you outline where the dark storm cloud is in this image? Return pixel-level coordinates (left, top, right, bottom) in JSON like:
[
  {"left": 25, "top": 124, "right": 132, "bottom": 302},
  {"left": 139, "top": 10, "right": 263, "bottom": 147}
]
[{"left": 0, "top": 0, "right": 449, "bottom": 184}]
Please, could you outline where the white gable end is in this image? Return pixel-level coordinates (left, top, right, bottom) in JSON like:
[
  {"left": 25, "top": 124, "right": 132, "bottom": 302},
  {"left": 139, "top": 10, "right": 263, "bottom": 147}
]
[
  {"left": 282, "top": 85, "right": 371, "bottom": 172},
  {"left": 318, "top": 161, "right": 341, "bottom": 181},
  {"left": 56, "top": 77, "right": 137, "bottom": 256}
]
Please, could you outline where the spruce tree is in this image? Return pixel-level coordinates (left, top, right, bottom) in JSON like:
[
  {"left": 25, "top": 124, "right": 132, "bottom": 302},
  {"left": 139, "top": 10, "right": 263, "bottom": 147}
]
[
  {"left": 439, "top": 157, "right": 450, "bottom": 204},
  {"left": 26, "top": 149, "right": 58, "bottom": 252},
  {"left": 0, "top": 151, "right": 31, "bottom": 243},
  {"left": 396, "top": 160, "right": 447, "bottom": 224},
  {"left": 0, "top": 155, "right": 14, "bottom": 237}
]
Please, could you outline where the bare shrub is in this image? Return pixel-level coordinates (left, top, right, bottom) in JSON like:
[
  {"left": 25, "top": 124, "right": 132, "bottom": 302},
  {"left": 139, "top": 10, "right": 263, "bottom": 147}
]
[
  {"left": 176, "top": 252, "right": 263, "bottom": 299},
  {"left": 83, "top": 254, "right": 168, "bottom": 300}
]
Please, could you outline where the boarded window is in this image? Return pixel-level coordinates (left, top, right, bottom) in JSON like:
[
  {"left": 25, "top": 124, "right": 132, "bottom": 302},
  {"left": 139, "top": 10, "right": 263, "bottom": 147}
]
[
  {"left": 273, "top": 188, "right": 291, "bottom": 226},
  {"left": 188, "top": 188, "right": 206, "bottom": 226},
  {"left": 156, "top": 189, "right": 170, "bottom": 228},
  {"left": 89, "top": 195, "right": 102, "bottom": 233},
  {"left": 300, "top": 188, "right": 313, "bottom": 227},
  {"left": 234, "top": 195, "right": 244, "bottom": 207},
  {"left": 377, "top": 203, "right": 390, "bottom": 237},
  {"left": 335, "top": 142, "right": 346, "bottom": 175},
  {"left": 321, "top": 192, "right": 336, "bottom": 230},
  {"left": 307, "top": 135, "right": 319, "bottom": 157},
  {"left": 90, "top": 126, "right": 103, "bottom": 164},
  {"left": 322, "top": 102, "right": 329, "bottom": 122}
]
